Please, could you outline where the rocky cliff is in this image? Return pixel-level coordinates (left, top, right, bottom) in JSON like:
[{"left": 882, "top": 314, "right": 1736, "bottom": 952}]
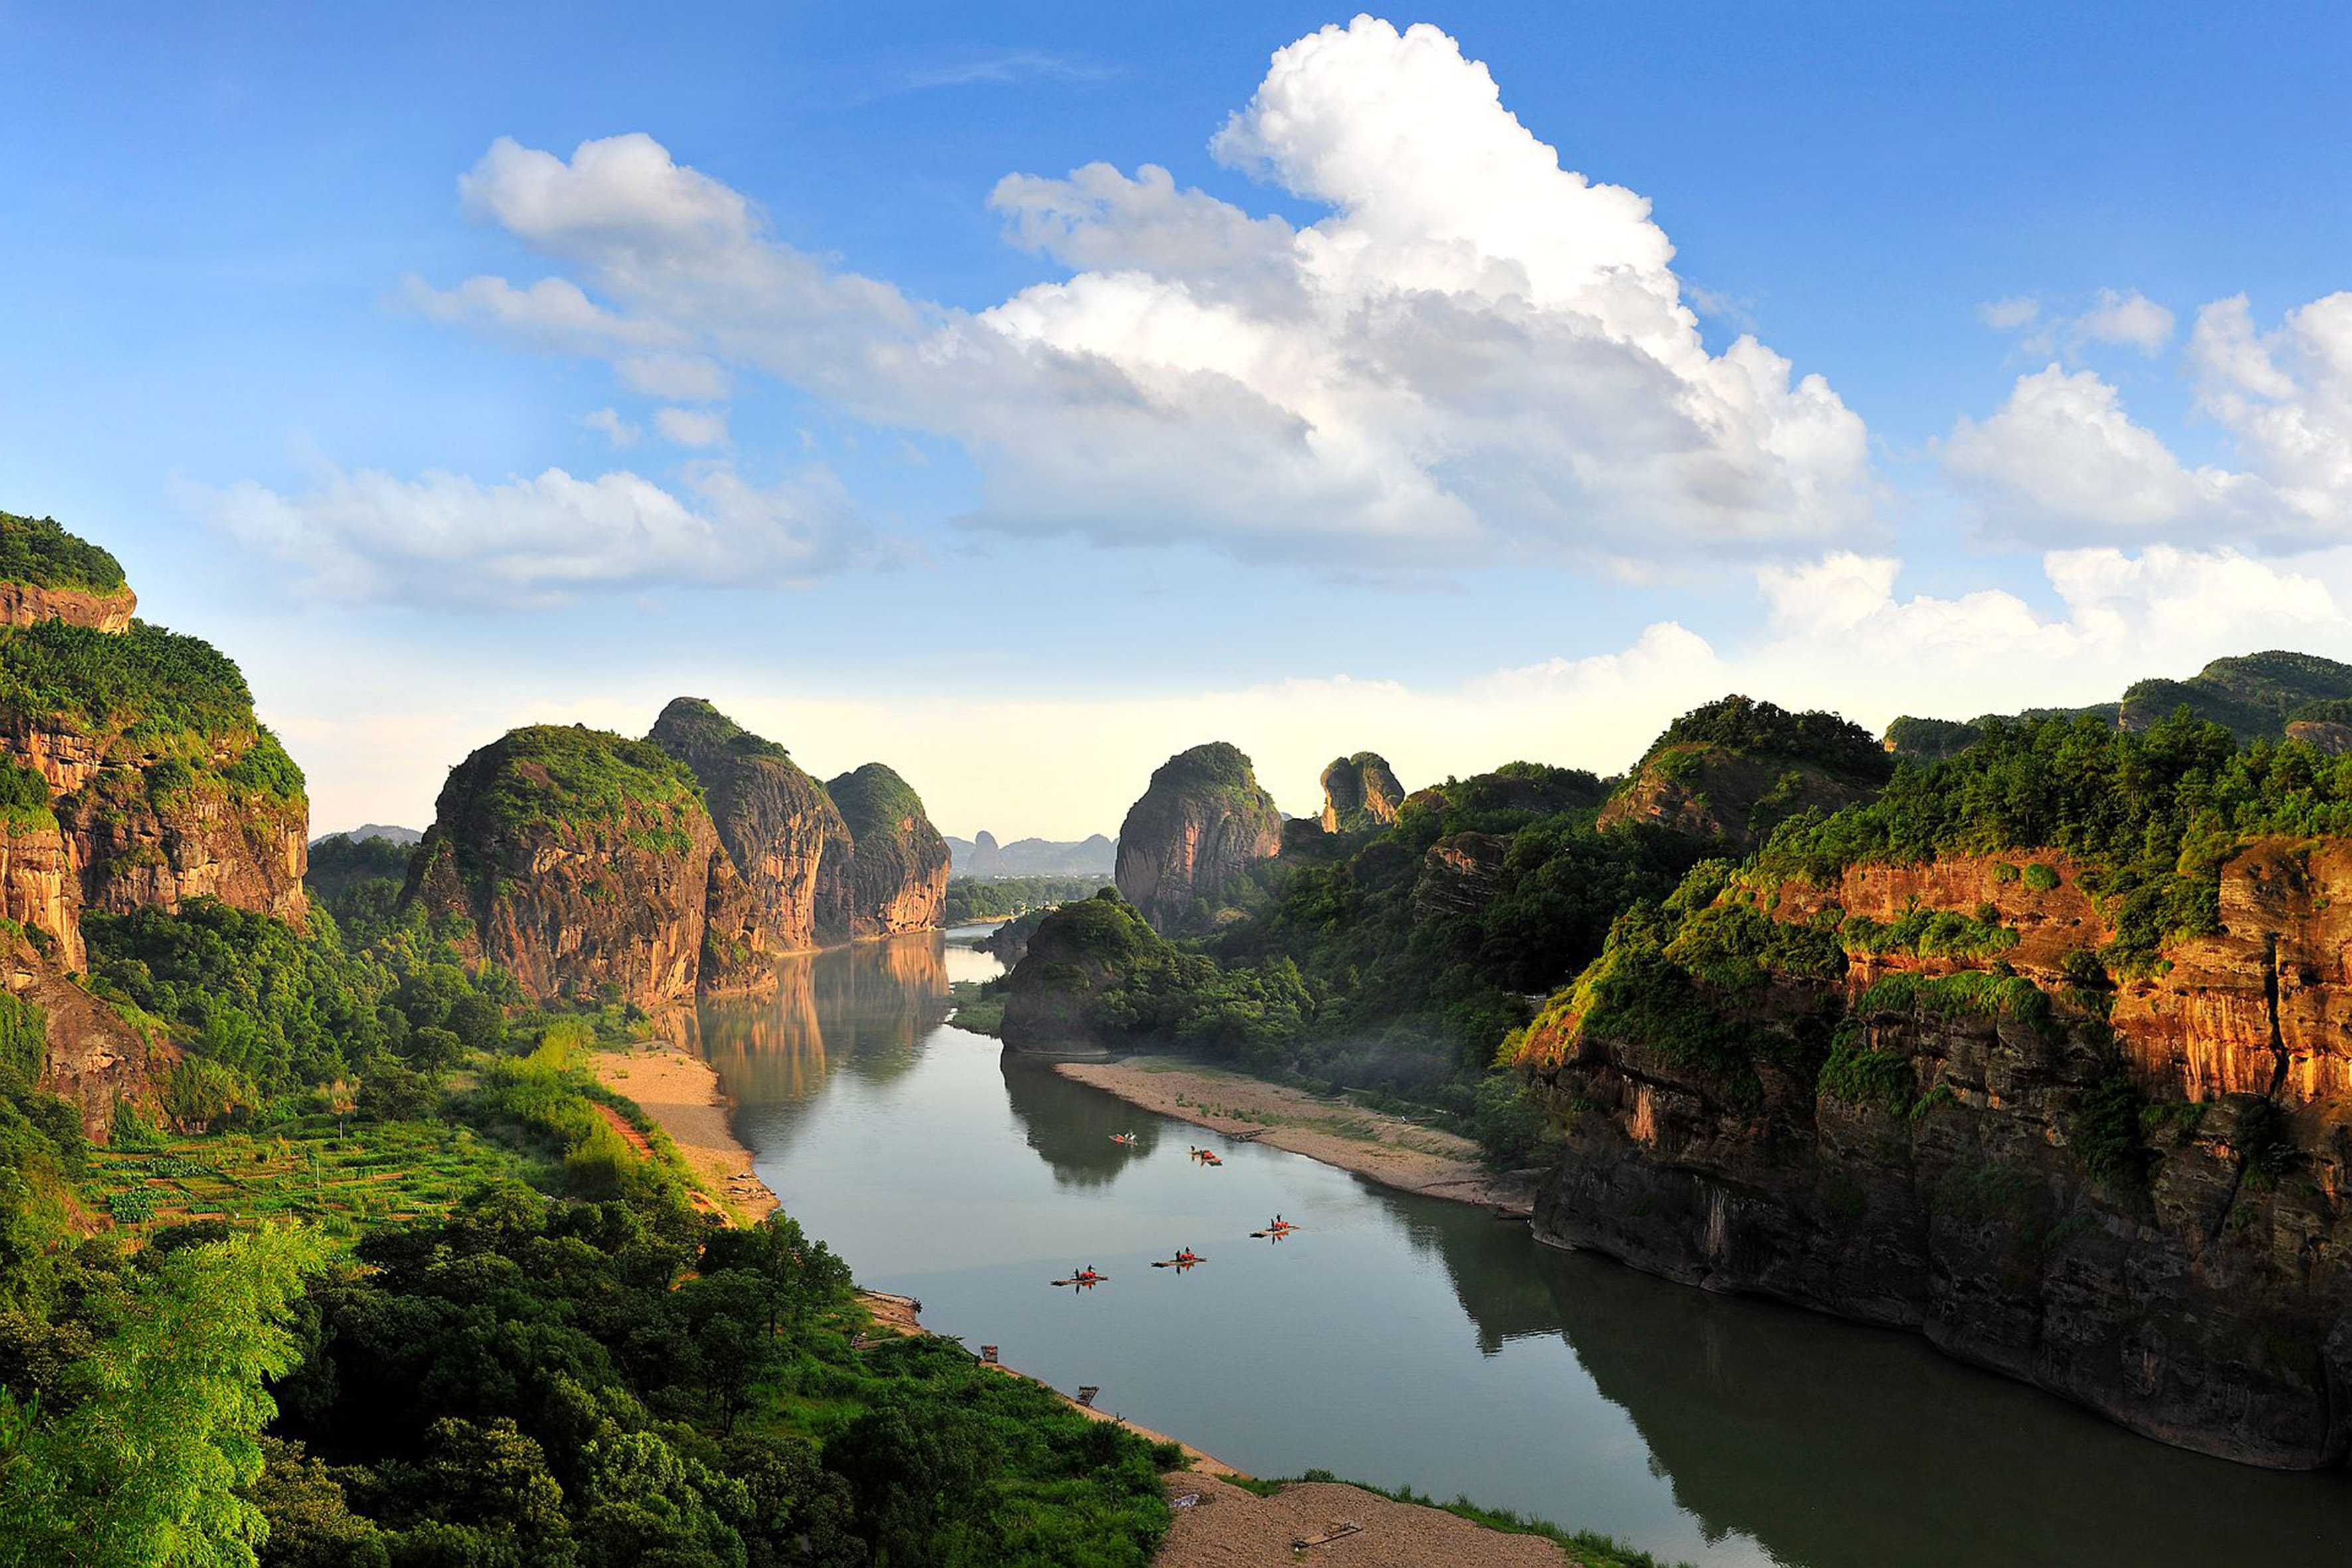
[
  {"left": 402, "top": 724, "right": 749, "bottom": 1008},
  {"left": 1319, "top": 751, "right": 1406, "bottom": 834},
  {"left": 823, "top": 763, "right": 949, "bottom": 939},
  {"left": 649, "top": 697, "right": 842, "bottom": 954},
  {"left": 0, "top": 512, "right": 309, "bottom": 1135},
  {"left": 998, "top": 893, "right": 1163, "bottom": 1055},
  {"left": 1113, "top": 742, "right": 1283, "bottom": 934},
  {"left": 1516, "top": 844, "right": 2352, "bottom": 1469}
]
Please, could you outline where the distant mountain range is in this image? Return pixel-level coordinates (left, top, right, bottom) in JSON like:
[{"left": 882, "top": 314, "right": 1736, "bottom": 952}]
[
  {"left": 311, "top": 824, "right": 423, "bottom": 847},
  {"left": 944, "top": 830, "right": 1116, "bottom": 879}
]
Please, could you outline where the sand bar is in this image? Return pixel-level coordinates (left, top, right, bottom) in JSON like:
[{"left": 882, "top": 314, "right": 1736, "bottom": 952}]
[
  {"left": 589, "top": 1040, "right": 777, "bottom": 1223},
  {"left": 1054, "top": 1057, "right": 1535, "bottom": 1215}
]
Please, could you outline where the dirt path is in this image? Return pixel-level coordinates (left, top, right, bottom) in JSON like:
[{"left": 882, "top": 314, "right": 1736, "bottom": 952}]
[
  {"left": 1156, "top": 1473, "right": 1579, "bottom": 1567},
  {"left": 1053, "top": 1058, "right": 1535, "bottom": 1215},
  {"left": 589, "top": 1041, "right": 777, "bottom": 1222}
]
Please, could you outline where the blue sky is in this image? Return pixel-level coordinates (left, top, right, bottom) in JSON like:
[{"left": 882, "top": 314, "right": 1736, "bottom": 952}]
[{"left": 4, "top": 3, "right": 2349, "bottom": 837}]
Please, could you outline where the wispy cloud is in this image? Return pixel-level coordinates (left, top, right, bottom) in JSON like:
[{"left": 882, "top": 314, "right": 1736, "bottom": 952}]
[{"left": 892, "top": 48, "right": 1124, "bottom": 93}]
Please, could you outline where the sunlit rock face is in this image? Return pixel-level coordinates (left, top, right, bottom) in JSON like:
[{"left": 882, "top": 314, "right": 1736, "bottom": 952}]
[
  {"left": 1518, "top": 842, "right": 2352, "bottom": 1470},
  {"left": 823, "top": 763, "right": 949, "bottom": 940},
  {"left": 649, "top": 697, "right": 842, "bottom": 954},
  {"left": 402, "top": 724, "right": 743, "bottom": 1010},
  {"left": 1319, "top": 751, "right": 1406, "bottom": 834},
  {"left": 1113, "top": 742, "right": 1282, "bottom": 935}
]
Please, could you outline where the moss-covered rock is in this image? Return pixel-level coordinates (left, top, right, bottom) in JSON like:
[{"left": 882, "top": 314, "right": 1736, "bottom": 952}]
[
  {"left": 1113, "top": 742, "right": 1283, "bottom": 934},
  {"left": 820, "top": 762, "right": 949, "bottom": 940},
  {"left": 402, "top": 724, "right": 747, "bottom": 1007}
]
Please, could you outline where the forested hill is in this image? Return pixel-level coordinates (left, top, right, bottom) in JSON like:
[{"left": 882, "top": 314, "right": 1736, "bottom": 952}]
[{"left": 1887, "top": 649, "right": 2352, "bottom": 759}]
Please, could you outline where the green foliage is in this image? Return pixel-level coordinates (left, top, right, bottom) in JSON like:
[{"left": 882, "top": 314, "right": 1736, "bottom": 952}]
[
  {"left": 943, "top": 876, "right": 1101, "bottom": 923},
  {"left": 1470, "top": 1071, "right": 1550, "bottom": 1165},
  {"left": 265, "top": 1186, "right": 1166, "bottom": 1567},
  {"left": 2073, "top": 1072, "right": 2150, "bottom": 1189},
  {"left": 1839, "top": 905, "right": 2017, "bottom": 962},
  {"left": 0, "top": 621, "right": 303, "bottom": 807},
  {"left": 824, "top": 761, "right": 929, "bottom": 844},
  {"left": 1883, "top": 715, "right": 1982, "bottom": 763},
  {"left": 0, "top": 1223, "right": 329, "bottom": 1568},
  {"left": 1818, "top": 1030, "right": 1915, "bottom": 1113},
  {"left": 1757, "top": 709, "right": 2352, "bottom": 971},
  {"left": 1853, "top": 970, "right": 2055, "bottom": 1038},
  {"left": 0, "top": 764, "right": 53, "bottom": 836},
  {"left": 0, "top": 512, "right": 127, "bottom": 594},
  {"left": 1645, "top": 694, "right": 1892, "bottom": 782},
  {"left": 86, "top": 899, "right": 390, "bottom": 1094},
  {"left": 463, "top": 725, "right": 704, "bottom": 849},
  {"left": 2021, "top": 862, "right": 2062, "bottom": 892}
]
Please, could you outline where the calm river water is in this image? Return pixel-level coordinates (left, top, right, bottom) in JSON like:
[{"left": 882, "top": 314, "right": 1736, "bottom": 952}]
[{"left": 692, "top": 931, "right": 2352, "bottom": 1567}]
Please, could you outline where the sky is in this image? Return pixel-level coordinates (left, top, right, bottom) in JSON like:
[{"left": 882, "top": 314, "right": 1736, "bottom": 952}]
[{"left": 3, "top": 3, "right": 2349, "bottom": 840}]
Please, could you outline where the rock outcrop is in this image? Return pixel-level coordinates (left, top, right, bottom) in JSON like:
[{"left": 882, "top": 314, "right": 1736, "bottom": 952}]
[
  {"left": 402, "top": 724, "right": 745, "bottom": 1009},
  {"left": 998, "top": 894, "right": 1161, "bottom": 1055},
  {"left": 648, "top": 697, "right": 844, "bottom": 954},
  {"left": 1519, "top": 842, "right": 2352, "bottom": 1469},
  {"left": 1599, "top": 696, "right": 1890, "bottom": 853},
  {"left": 823, "top": 763, "right": 949, "bottom": 939},
  {"left": 0, "top": 513, "right": 308, "bottom": 1135},
  {"left": 1113, "top": 743, "right": 1283, "bottom": 934},
  {"left": 1319, "top": 752, "right": 1406, "bottom": 834},
  {"left": 0, "top": 580, "right": 135, "bottom": 633}
]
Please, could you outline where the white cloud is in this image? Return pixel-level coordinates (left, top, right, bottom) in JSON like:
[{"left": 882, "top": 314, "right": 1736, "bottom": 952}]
[
  {"left": 1979, "top": 296, "right": 2041, "bottom": 331},
  {"left": 581, "top": 408, "right": 639, "bottom": 447},
  {"left": 181, "top": 462, "right": 884, "bottom": 607},
  {"left": 1746, "top": 545, "right": 2342, "bottom": 725},
  {"left": 2075, "top": 288, "right": 2175, "bottom": 354},
  {"left": 1945, "top": 363, "right": 2239, "bottom": 537},
  {"left": 414, "top": 19, "right": 1873, "bottom": 570},
  {"left": 1949, "top": 291, "right": 2352, "bottom": 550},
  {"left": 654, "top": 406, "right": 730, "bottom": 447}
]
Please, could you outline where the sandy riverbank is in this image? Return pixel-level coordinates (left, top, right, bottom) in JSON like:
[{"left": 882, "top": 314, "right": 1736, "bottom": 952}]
[
  {"left": 589, "top": 1040, "right": 777, "bottom": 1222},
  {"left": 1052, "top": 1058, "right": 1535, "bottom": 1215}
]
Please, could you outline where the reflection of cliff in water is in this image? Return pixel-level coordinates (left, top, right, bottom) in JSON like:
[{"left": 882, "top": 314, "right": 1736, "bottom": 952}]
[
  {"left": 1360, "top": 1186, "right": 1563, "bottom": 1356},
  {"left": 1458, "top": 1231, "right": 2349, "bottom": 1568},
  {"left": 693, "top": 935, "right": 951, "bottom": 1133},
  {"left": 998, "top": 1058, "right": 1162, "bottom": 1189}
]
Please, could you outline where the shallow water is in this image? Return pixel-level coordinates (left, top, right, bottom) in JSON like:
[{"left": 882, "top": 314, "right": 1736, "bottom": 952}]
[{"left": 694, "top": 932, "right": 2352, "bottom": 1567}]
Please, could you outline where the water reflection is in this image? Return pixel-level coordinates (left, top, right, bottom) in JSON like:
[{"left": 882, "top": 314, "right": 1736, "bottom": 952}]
[
  {"left": 693, "top": 935, "right": 951, "bottom": 1129},
  {"left": 999, "top": 1058, "right": 1162, "bottom": 1188}
]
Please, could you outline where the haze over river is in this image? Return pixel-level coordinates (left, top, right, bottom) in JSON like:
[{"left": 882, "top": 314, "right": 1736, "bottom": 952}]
[{"left": 692, "top": 931, "right": 2352, "bottom": 1567}]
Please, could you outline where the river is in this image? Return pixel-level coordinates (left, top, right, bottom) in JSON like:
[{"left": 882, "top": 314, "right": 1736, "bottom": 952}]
[{"left": 691, "top": 931, "right": 2352, "bottom": 1567}]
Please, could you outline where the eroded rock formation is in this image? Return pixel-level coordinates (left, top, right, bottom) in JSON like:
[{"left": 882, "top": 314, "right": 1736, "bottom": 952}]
[
  {"left": 1113, "top": 742, "right": 1282, "bottom": 934},
  {"left": 649, "top": 697, "right": 844, "bottom": 954},
  {"left": 1320, "top": 751, "right": 1406, "bottom": 834},
  {"left": 1519, "top": 842, "right": 2352, "bottom": 1468},
  {"left": 402, "top": 725, "right": 744, "bottom": 1009},
  {"left": 824, "top": 763, "right": 949, "bottom": 939}
]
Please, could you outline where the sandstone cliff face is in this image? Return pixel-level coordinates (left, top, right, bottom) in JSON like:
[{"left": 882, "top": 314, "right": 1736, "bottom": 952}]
[
  {"left": 1412, "top": 831, "right": 1506, "bottom": 921},
  {"left": 823, "top": 763, "right": 949, "bottom": 939},
  {"left": 402, "top": 725, "right": 742, "bottom": 1009},
  {"left": 10, "top": 930, "right": 165, "bottom": 1138},
  {"left": 1113, "top": 742, "right": 1283, "bottom": 934},
  {"left": 2286, "top": 720, "right": 2352, "bottom": 754},
  {"left": 1522, "top": 842, "right": 2352, "bottom": 1468},
  {"left": 648, "top": 697, "right": 842, "bottom": 954},
  {"left": 0, "top": 580, "right": 135, "bottom": 633},
  {"left": 1319, "top": 751, "right": 1406, "bottom": 834}
]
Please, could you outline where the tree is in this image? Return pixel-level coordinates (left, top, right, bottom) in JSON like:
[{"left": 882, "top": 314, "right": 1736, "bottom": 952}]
[{"left": 0, "top": 1223, "right": 328, "bottom": 1568}]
